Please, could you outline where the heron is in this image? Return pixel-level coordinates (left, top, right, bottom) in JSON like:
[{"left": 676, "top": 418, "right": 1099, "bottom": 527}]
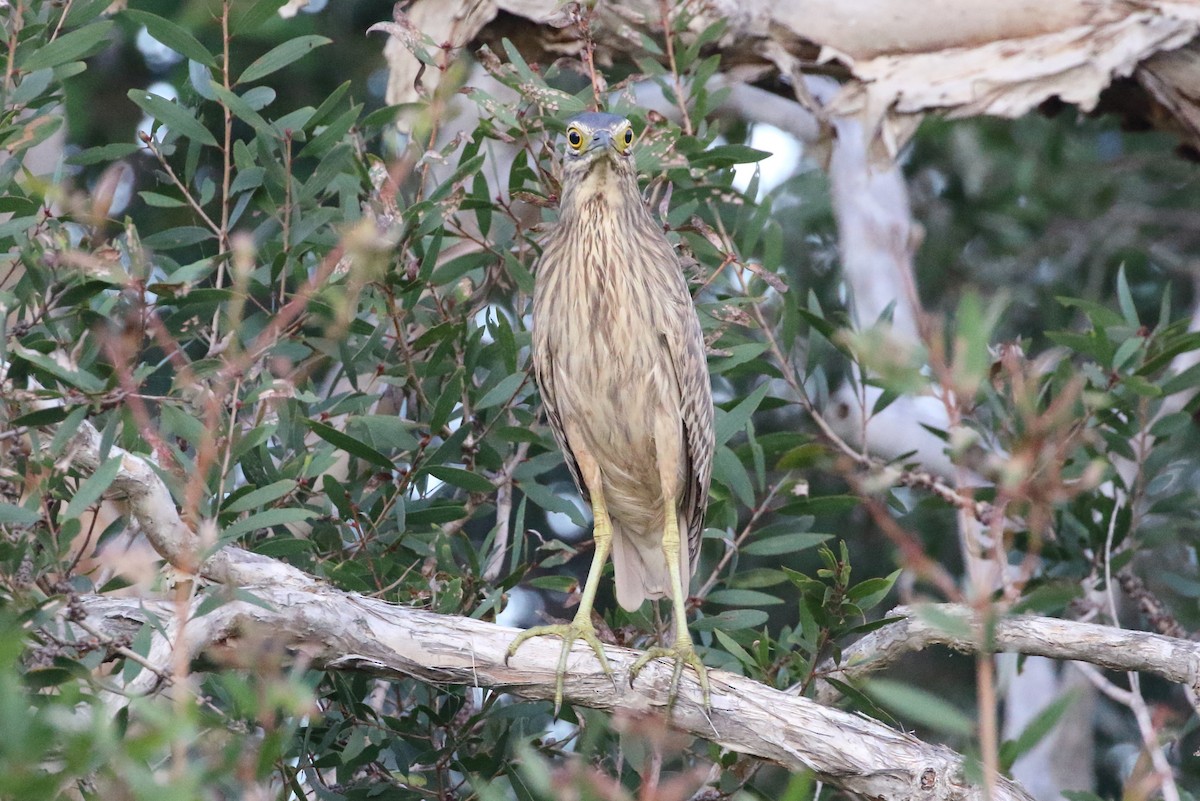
[{"left": 506, "top": 111, "right": 716, "bottom": 712}]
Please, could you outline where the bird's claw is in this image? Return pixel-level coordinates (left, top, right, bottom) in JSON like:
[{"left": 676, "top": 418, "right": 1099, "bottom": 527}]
[
  {"left": 629, "top": 641, "right": 710, "bottom": 710},
  {"left": 506, "top": 621, "right": 615, "bottom": 716}
]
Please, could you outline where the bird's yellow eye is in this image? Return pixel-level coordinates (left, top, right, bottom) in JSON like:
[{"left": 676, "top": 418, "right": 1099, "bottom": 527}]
[
  {"left": 567, "top": 127, "right": 585, "bottom": 151},
  {"left": 612, "top": 124, "right": 635, "bottom": 153}
]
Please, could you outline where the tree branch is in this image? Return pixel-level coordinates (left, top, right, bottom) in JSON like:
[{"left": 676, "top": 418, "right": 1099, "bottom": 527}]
[
  {"left": 64, "top": 564, "right": 1034, "bottom": 801},
  {"left": 814, "top": 603, "right": 1200, "bottom": 706},
  {"left": 374, "top": 0, "right": 1200, "bottom": 156},
  {"left": 14, "top": 390, "right": 1042, "bottom": 800}
]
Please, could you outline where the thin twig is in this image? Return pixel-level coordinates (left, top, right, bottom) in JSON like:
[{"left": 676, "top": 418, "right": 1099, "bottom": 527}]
[
  {"left": 696, "top": 473, "right": 790, "bottom": 598},
  {"left": 483, "top": 441, "right": 530, "bottom": 582},
  {"left": 140, "top": 136, "right": 223, "bottom": 238},
  {"left": 1104, "top": 501, "right": 1180, "bottom": 801},
  {"left": 658, "top": 0, "right": 692, "bottom": 136},
  {"left": 211, "top": 1, "right": 235, "bottom": 341}
]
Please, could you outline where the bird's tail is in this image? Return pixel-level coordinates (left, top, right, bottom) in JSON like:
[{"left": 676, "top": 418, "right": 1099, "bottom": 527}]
[{"left": 610, "top": 513, "right": 691, "bottom": 612}]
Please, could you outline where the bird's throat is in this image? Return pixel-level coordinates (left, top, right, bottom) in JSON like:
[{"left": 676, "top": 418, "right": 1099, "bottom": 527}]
[{"left": 571, "top": 157, "right": 631, "bottom": 213}]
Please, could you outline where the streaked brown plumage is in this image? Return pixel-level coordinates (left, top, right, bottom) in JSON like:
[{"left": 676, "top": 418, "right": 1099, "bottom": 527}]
[{"left": 506, "top": 111, "right": 715, "bottom": 710}]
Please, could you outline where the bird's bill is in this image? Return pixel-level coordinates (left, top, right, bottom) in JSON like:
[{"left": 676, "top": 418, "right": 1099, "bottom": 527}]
[{"left": 585, "top": 130, "right": 615, "bottom": 154}]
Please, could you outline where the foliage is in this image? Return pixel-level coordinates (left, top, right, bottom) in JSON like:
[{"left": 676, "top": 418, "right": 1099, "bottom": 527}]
[{"left": 2, "top": 1, "right": 1200, "bottom": 799}]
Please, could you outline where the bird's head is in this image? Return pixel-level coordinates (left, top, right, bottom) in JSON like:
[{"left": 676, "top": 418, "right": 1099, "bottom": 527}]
[
  {"left": 559, "top": 112, "right": 637, "bottom": 201},
  {"left": 562, "top": 112, "right": 635, "bottom": 161}
]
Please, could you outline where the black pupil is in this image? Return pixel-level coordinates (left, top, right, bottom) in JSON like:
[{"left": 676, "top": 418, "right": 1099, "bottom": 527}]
[
  {"left": 569, "top": 131, "right": 581, "bottom": 146},
  {"left": 624, "top": 129, "right": 632, "bottom": 143}
]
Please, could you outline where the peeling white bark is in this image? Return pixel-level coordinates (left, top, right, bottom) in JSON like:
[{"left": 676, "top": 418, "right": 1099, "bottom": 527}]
[
  {"left": 64, "top": 420, "right": 205, "bottom": 574},
  {"left": 68, "top": 568, "right": 1036, "bottom": 801},
  {"left": 815, "top": 603, "right": 1200, "bottom": 705},
  {"left": 829, "top": 7, "right": 1200, "bottom": 152},
  {"left": 24, "top": 393, "right": 1200, "bottom": 801},
  {"left": 5, "top": 379, "right": 1045, "bottom": 800},
  {"left": 371, "top": 0, "right": 1200, "bottom": 155}
]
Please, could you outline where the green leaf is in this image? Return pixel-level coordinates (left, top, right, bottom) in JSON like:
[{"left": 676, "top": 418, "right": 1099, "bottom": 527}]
[
  {"left": 0, "top": 503, "right": 40, "bottom": 525},
  {"left": 527, "top": 575, "right": 577, "bottom": 592},
  {"left": 65, "top": 0, "right": 115, "bottom": 28},
  {"left": 712, "top": 629, "right": 756, "bottom": 669},
  {"left": 489, "top": 310, "right": 518, "bottom": 373},
  {"left": 24, "top": 666, "right": 85, "bottom": 689},
  {"left": 824, "top": 677, "right": 897, "bottom": 726},
  {"left": 1111, "top": 336, "right": 1143, "bottom": 371},
  {"left": 20, "top": 20, "right": 115, "bottom": 72},
  {"left": 238, "top": 35, "right": 331, "bottom": 84},
  {"left": 208, "top": 80, "right": 272, "bottom": 134},
  {"left": 11, "top": 405, "right": 74, "bottom": 427},
  {"left": 691, "top": 609, "right": 769, "bottom": 631},
  {"left": 303, "top": 419, "right": 394, "bottom": 470},
  {"left": 138, "top": 191, "right": 186, "bottom": 208},
  {"left": 141, "top": 226, "right": 213, "bottom": 250},
  {"left": 305, "top": 80, "right": 352, "bottom": 131},
  {"left": 1162, "top": 362, "right": 1200, "bottom": 395},
  {"left": 709, "top": 342, "right": 769, "bottom": 374},
  {"left": 65, "top": 142, "right": 140, "bottom": 166},
  {"left": 712, "top": 445, "right": 754, "bottom": 506},
  {"left": 405, "top": 502, "right": 467, "bottom": 528},
  {"left": 234, "top": 0, "right": 288, "bottom": 34},
  {"left": 1001, "top": 690, "right": 1078, "bottom": 770},
  {"left": 222, "top": 479, "right": 297, "bottom": 513},
  {"left": 953, "top": 291, "right": 999, "bottom": 395},
  {"left": 775, "top": 494, "right": 859, "bottom": 517},
  {"left": 296, "top": 102, "right": 361, "bottom": 161},
  {"left": 847, "top": 569, "right": 900, "bottom": 612},
  {"left": 427, "top": 466, "right": 495, "bottom": 494},
  {"left": 843, "top": 615, "right": 906, "bottom": 638},
  {"left": 1010, "top": 581, "right": 1080, "bottom": 615},
  {"left": 865, "top": 678, "right": 974, "bottom": 737},
  {"left": 1120, "top": 374, "right": 1160, "bottom": 397},
  {"left": 715, "top": 381, "right": 769, "bottom": 445},
  {"left": 123, "top": 9, "right": 217, "bottom": 67},
  {"left": 11, "top": 67, "right": 53, "bottom": 106},
  {"left": 255, "top": 537, "right": 317, "bottom": 560},
  {"left": 241, "top": 86, "right": 276, "bottom": 110},
  {"left": 64, "top": 457, "right": 122, "bottom": 520},
  {"left": 223, "top": 507, "right": 317, "bottom": 540},
  {"left": 0, "top": 115, "right": 62, "bottom": 159},
  {"left": 1056, "top": 296, "right": 1124, "bottom": 329},
  {"left": 725, "top": 567, "right": 789, "bottom": 589},
  {"left": 228, "top": 167, "right": 265, "bottom": 195},
  {"left": 705, "top": 589, "right": 785, "bottom": 606},
  {"left": 476, "top": 372, "right": 526, "bottom": 410},
  {"left": 519, "top": 481, "right": 587, "bottom": 527},
  {"left": 127, "top": 89, "right": 218, "bottom": 147},
  {"left": 742, "top": 532, "right": 831, "bottom": 557},
  {"left": 11, "top": 344, "right": 105, "bottom": 393},
  {"left": 1115, "top": 264, "right": 1138, "bottom": 326},
  {"left": 688, "top": 144, "right": 772, "bottom": 168},
  {"left": 353, "top": 415, "right": 420, "bottom": 452}
]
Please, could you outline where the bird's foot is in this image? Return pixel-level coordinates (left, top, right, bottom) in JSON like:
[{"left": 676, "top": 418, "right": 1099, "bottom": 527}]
[
  {"left": 629, "top": 640, "right": 710, "bottom": 710},
  {"left": 505, "top": 620, "right": 614, "bottom": 716}
]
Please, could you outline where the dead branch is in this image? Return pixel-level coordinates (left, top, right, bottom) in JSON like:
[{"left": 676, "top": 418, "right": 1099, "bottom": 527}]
[
  {"left": 814, "top": 603, "right": 1200, "bottom": 706},
  {"left": 372, "top": 0, "right": 1200, "bottom": 157},
  {"left": 11, "top": 385, "right": 1041, "bottom": 800},
  {"left": 64, "top": 563, "right": 1034, "bottom": 801}
]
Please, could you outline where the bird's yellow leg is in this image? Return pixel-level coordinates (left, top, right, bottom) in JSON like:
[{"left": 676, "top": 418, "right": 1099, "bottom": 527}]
[
  {"left": 628, "top": 510, "right": 710, "bottom": 709},
  {"left": 506, "top": 459, "right": 614, "bottom": 716}
]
